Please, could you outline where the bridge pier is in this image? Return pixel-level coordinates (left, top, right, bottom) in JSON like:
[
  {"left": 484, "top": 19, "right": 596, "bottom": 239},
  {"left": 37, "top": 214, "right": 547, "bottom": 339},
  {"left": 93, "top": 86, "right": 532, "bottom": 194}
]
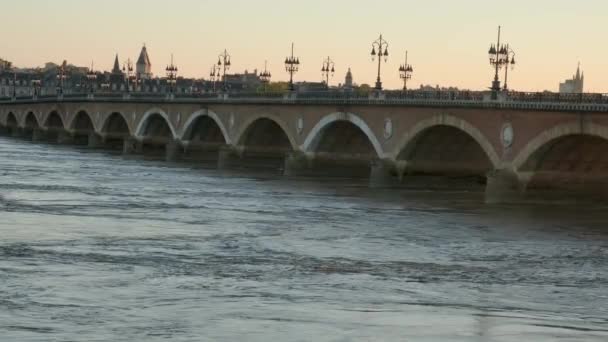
[
  {"left": 217, "top": 145, "right": 240, "bottom": 170},
  {"left": 11, "top": 127, "right": 24, "bottom": 138},
  {"left": 369, "top": 159, "right": 396, "bottom": 188},
  {"left": 87, "top": 132, "right": 103, "bottom": 148},
  {"left": 283, "top": 151, "right": 310, "bottom": 176},
  {"left": 123, "top": 138, "right": 143, "bottom": 155},
  {"left": 165, "top": 140, "right": 183, "bottom": 162},
  {"left": 32, "top": 128, "right": 47, "bottom": 142},
  {"left": 485, "top": 169, "right": 526, "bottom": 204},
  {"left": 57, "top": 131, "right": 75, "bottom": 144}
]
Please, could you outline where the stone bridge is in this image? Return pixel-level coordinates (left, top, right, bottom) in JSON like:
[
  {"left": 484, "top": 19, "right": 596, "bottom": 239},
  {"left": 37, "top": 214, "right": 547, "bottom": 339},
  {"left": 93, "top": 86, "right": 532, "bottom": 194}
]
[{"left": 2, "top": 95, "right": 608, "bottom": 202}]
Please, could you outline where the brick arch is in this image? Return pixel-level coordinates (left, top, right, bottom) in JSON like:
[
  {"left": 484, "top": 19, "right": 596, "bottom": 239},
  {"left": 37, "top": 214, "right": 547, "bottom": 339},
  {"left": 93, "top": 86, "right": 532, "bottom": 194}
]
[
  {"left": 24, "top": 111, "right": 40, "bottom": 129},
  {"left": 5, "top": 112, "right": 18, "bottom": 127},
  {"left": 233, "top": 114, "right": 297, "bottom": 150},
  {"left": 392, "top": 114, "right": 500, "bottom": 168},
  {"left": 18, "top": 108, "right": 37, "bottom": 127},
  {"left": 180, "top": 109, "right": 230, "bottom": 144},
  {"left": 134, "top": 107, "right": 178, "bottom": 139},
  {"left": 44, "top": 110, "right": 67, "bottom": 130},
  {"left": 302, "top": 112, "right": 384, "bottom": 157},
  {"left": 67, "top": 109, "right": 96, "bottom": 132},
  {"left": 99, "top": 111, "right": 133, "bottom": 136},
  {"left": 513, "top": 122, "right": 608, "bottom": 171}
]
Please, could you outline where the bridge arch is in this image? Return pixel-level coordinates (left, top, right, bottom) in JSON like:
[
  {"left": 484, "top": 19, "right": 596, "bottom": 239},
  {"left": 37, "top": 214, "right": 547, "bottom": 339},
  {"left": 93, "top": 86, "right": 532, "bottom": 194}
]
[
  {"left": 5, "top": 112, "right": 18, "bottom": 128},
  {"left": 100, "top": 112, "right": 132, "bottom": 136},
  {"left": 24, "top": 111, "right": 40, "bottom": 129},
  {"left": 44, "top": 110, "right": 66, "bottom": 130},
  {"left": 302, "top": 112, "right": 383, "bottom": 157},
  {"left": 180, "top": 110, "right": 230, "bottom": 144},
  {"left": 513, "top": 122, "right": 608, "bottom": 172},
  {"left": 135, "top": 108, "right": 177, "bottom": 139},
  {"left": 68, "top": 110, "right": 96, "bottom": 132},
  {"left": 234, "top": 114, "right": 297, "bottom": 151},
  {"left": 393, "top": 114, "right": 500, "bottom": 171}
]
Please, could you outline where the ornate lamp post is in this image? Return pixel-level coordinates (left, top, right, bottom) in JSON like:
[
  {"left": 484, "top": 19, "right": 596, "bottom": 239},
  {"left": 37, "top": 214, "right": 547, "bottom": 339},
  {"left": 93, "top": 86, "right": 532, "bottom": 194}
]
[
  {"left": 259, "top": 60, "right": 272, "bottom": 92},
  {"left": 56, "top": 60, "right": 68, "bottom": 95},
  {"left": 217, "top": 49, "right": 231, "bottom": 92},
  {"left": 11, "top": 68, "right": 17, "bottom": 98},
  {"left": 122, "top": 59, "right": 134, "bottom": 93},
  {"left": 321, "top": 56, "right": 335, "bottom": 87},
  {"left": 86, "top": 61, "right": 97, "bottom": 95},
  {"left": 32, "top": 79, "right": 42, "bottom": 98},
  {"left": 209, "top": 64, "right": 221, "bottom": 92},
  {"left": 503, "top": 46, "right": 516, "bottom": 91},
  {"left": 284, "top": 43, "right": 300, "bottom": 91},
  {"left": 371, "top": 34, "right": 389, "bottom": 90},
  {"left": 165, "top": 54, "right": 178, "bottom": 94},
  {"left": 398, "top": 51, "right": 414, "bottom": 92},
  {"left": 488, "top": 26, "right": 510, "bottom": 99}
]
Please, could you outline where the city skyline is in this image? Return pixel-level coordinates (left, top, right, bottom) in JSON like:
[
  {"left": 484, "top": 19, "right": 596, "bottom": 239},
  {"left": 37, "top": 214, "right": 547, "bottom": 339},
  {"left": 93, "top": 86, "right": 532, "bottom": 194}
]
[{"left": 2, "top": 0, "right": 606, "bottom": 92}]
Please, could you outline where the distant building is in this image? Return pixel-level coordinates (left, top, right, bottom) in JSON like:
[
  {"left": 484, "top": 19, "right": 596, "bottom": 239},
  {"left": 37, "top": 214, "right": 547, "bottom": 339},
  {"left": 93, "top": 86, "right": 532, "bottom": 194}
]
[
  {"left": 223, "top": 70, "right": 262, "bottom": 91},
  {"left": 559, "top": 64, "right": 584, "bottom": 94},
  {"left": 136, "top": 45, "right": 152, "bottom": 80},
  {"left": 344, "top": 68, "right": 353, "bottom": 90}
]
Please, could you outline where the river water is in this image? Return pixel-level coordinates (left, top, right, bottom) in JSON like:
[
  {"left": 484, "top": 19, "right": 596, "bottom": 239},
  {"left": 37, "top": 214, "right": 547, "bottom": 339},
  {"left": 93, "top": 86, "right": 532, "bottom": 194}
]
[{"left": 0, "top": 136, "right": 607, "bottom": 341}]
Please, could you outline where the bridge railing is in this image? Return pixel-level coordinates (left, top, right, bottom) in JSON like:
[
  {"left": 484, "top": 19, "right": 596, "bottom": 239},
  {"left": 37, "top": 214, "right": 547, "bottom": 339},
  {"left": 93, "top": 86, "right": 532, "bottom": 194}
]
[{"left": 1, "top": 90, "right": 608, "bottom": 110}]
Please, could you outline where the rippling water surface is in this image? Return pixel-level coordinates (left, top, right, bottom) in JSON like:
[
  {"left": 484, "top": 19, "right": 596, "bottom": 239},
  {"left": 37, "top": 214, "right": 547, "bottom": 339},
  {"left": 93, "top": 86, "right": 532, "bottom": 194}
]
[{"left": 0, "top": 137, "right": 607, "bottom": 341}]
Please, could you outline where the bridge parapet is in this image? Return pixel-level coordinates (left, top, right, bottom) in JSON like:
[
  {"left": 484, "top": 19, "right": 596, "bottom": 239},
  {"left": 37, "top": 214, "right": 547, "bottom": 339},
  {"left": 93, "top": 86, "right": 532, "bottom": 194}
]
[{"left": 1, "top": 91, "right": 608, "bottom": 113}]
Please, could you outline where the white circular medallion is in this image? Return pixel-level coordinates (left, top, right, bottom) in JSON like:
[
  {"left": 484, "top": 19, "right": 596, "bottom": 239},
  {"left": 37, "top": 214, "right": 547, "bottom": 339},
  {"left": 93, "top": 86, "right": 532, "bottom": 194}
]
[
  {"left": 501, "top": 123, "right": 514, "bottom": 148},
  {"left": 383, "top": 118, "right": 393, "bottom": 140},
  {"left": 296, "top": 117, "right": 304, "bottom": 135}
]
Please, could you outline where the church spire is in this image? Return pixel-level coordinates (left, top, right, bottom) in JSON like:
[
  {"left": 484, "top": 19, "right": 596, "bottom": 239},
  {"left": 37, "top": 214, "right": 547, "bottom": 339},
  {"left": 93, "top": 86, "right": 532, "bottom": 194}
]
[
  {"left": 112, "top": 54, "right": 121, "bottom": 74},
  {"left": 575, "top": 62, "right": 581, "bottom": 80}
]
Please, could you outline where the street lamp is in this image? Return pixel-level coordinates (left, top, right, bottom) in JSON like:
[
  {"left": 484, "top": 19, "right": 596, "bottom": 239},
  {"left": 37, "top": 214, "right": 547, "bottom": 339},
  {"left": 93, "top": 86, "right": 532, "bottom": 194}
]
[
  {"left": 488, "top": 26, "right": 510, "bottom": 98},
  {"left": 371, "top": 34, "right": 389, "bottom": 90},
  {"left": 165, "top": 54, "right": 178, "bottom": 94},
  {"left": 86, "top": 61, "right": 97, "bottom": 94},
  {"left": 217, "top": 49, "right": 231, "bottom": 92},
  {"left": 321, "top": 56, "right": 335, "bottom": 88},
  {"left": 11, "top": 68, "right": 17, "bottom": 98},
  {"left": 399, "top": 51, "right": 414, "bottom": 92},
  {"left": 209, "top": 64, "right": 221, "bottom": 93},
  {"left": 122, "top": 59, "right": 134, "bottom": 93},
  {"left": 503, "top": 45, "right": 516, "bottom": 91},
  {"left": 32, "top": 79, "right": 42, "bottom": 98},
  {"left": 56, "top": 60, "right": 68, "bottom": 95},
  {"left": 284, "top": 43, "right": 300, "bottom": 91},
  {"left": 259, "top": 60, "right": 272, "bottom": 92}
]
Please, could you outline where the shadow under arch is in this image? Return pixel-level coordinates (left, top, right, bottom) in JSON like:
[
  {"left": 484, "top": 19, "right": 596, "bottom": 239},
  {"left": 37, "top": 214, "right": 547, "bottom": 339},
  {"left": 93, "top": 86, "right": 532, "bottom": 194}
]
[
  {"left": 231, "top": 115, "right": 296, "bottom": 171},
  {"left": 302, "top": 112, "right": 384, "bottom": 158},
  {"left": 135, "top": 108, "right": 178, "bottom": 140},
  {"left": 393, "top": 114, "right": 500, "bottom": 172},
  {"left": 234, "top": 114, "right": 297, "bottom": 151},
  {"left": 180, "top": 110, "right": 230, "bottom": 164},
  {"left": 512, "top": 122, "right": 608, "bottom": 196}
]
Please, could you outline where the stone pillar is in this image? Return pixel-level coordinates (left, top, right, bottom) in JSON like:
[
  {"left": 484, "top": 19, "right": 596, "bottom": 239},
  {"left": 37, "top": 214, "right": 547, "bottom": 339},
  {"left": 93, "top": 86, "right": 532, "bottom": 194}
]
[
  {"left": 485, "top": 169, "right": 525, "bottom": 204},
  {"left": 123, "top": 138, "right": 143, "bottom": 155},
  {"left": 283, "top": 151, "right": 309, "bottom": 176},
  {"left": 165, "top": 140, "right": 183, "bottom": 162},
  {"left": 88, "top": 132, "right": 103, "bottom": 148},
  {"left": 369, "top": 159, "right": 395, "bottom": 188},
  {"left": 32, "top": 128, "right": 47, "bottom": 142},
  {"left": 10, "top": 127, "right": 24, "bottom": 138},
  {"left": 57, "top": 131, "right": 74, "bottom": 144},
  {"left": 217, "top": 145, "right": 240, "bottom": 170}
]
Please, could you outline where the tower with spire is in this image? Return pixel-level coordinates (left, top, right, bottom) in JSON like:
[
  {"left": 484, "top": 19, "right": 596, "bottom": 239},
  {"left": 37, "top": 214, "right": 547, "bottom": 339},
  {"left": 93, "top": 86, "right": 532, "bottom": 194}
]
[
  {"left": 136, "top": 44, "right": 152, "bottom": 80},
  {"left": 559, "top": 63, "right": 584, "bottom": 93}
]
